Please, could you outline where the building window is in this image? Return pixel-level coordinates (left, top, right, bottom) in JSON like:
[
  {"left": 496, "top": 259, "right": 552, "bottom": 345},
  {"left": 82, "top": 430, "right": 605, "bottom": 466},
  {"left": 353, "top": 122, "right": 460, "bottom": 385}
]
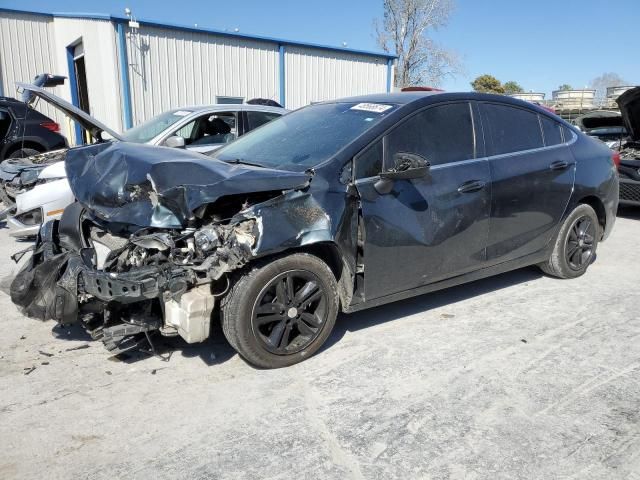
[{"left": 216, "top": 96, "right": 244, "bottom": 105}]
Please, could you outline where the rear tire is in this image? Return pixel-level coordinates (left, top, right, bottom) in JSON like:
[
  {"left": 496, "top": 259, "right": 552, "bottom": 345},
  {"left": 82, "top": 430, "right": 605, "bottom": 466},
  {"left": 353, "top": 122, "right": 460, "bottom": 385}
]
[
  {"left": 539, "top": 204, "right": 599, "bottom": 279},
  {"left": 220, "top": 253, "right": 339, "bottom": 368}
]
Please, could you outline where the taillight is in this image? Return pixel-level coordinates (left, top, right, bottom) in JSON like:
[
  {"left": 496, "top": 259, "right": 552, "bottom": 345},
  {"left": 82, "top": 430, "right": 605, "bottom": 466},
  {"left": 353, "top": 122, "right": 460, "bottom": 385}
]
[
  {"left": 612, "top": 151, "right": 621, "bottom": 169},
  {"left": 40, "top": 121, "right": 60, "bottom": 132}
]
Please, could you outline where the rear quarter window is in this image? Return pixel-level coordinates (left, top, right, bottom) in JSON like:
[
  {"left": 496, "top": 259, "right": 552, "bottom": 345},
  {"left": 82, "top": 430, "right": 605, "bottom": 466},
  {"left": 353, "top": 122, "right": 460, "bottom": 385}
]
[
  {"left": 563, "top": 125, "right": 575, "bottom": 143},
  {"left": 482, "top": 103, "right": 544, "bottom": 155},
  {"left": 540, "top": 115, "right": 563, "bottom": 146}
]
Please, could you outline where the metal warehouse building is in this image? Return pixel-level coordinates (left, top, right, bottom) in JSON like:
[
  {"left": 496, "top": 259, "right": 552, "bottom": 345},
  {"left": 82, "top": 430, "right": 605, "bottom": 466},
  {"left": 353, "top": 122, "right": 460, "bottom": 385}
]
[{"left": 0, "top": 8, "right": 395, "bottom": 143}]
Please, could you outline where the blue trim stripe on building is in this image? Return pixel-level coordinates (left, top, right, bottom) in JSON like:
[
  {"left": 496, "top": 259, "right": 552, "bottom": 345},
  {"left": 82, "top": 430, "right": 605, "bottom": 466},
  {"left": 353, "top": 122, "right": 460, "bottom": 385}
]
[
  {"left": 279, "top": 45, "right": 286, "bottom": 108},
  {"left": 116, "top": 21, "right": 133, "bottom": 130},
  {"left": 65, "top": 45, "right": 83, "bottom": 145},
  {"left": 0, "top": 7, "right": 397, "bottom": 61}
]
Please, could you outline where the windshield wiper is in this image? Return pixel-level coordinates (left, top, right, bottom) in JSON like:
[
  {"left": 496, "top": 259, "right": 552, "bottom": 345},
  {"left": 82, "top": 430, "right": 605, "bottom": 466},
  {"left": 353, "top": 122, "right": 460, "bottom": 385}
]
[{"left": 226, "top": 158, "right": 265, "bottom": 168}]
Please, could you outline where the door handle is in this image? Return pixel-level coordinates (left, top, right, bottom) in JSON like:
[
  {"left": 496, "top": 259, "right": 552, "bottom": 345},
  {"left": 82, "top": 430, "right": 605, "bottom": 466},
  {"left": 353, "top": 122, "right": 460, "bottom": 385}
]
[
  {"left": 549, "top": 160, "right": 570, "bottom": 170},
  {"left": 457, "top": 180, "right": 486, "bottom": 194}
]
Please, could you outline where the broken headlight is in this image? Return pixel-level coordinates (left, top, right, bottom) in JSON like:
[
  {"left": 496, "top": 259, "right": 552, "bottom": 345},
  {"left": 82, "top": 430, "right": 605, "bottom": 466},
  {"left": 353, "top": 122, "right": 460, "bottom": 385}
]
[
  {"left": 194, "top": 227, "right": 220, "bottom": 253},
  {"left": 19, "top": 169, "right": 41, "bottom": 186},
  {"left": 15, "top": 207, "right": 43, "bottom": 226}
]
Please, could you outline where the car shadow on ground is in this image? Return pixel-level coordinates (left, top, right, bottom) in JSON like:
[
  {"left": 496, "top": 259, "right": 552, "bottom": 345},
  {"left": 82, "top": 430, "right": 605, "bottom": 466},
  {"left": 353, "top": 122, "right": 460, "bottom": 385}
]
[
  {"left": 617, "top": 206, "right": 640, "bottom": 220},
  {"left": 40, "top": 266, "right": 543, "bottom": 367},
  {"left": 321, "top": 266, "right": 543, "bottom": 353}
]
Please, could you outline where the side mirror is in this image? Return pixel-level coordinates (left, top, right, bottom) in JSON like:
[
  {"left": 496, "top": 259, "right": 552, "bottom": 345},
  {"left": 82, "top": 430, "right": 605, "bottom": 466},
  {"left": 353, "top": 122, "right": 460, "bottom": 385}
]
[
  {"left": 374, "top": 152, "right": 430, "bottom": 194},
  {"left": 164, "top": 135, "right": 186, "bottom": 149}
]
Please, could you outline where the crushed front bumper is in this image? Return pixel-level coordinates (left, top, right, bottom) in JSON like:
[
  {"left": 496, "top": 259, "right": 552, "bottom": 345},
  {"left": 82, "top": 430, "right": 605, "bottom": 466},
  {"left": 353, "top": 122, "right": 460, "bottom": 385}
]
[{"left": 9, "top": 214, "right": 208, "bottom": 353}]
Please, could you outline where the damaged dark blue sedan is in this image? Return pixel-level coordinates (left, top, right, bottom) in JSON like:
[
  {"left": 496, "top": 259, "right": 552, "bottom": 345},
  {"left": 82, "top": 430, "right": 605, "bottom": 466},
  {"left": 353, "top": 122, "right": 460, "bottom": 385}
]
[{"left": 10, "top": 92, "right": 619, "bottom": 368}]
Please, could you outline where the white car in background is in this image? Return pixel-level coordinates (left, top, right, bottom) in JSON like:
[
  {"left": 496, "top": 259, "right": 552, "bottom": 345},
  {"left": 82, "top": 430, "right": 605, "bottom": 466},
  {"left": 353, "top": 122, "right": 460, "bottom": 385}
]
[{"left": 5, "top": 83, "right": 286, "bottom": 237}]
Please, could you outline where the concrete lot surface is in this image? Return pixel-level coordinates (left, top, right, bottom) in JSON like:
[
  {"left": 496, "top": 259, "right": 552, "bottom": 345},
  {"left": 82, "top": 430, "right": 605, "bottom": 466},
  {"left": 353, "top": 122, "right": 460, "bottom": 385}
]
[{"left": 1, "top": 211, "right": 639, "bottom": 479}]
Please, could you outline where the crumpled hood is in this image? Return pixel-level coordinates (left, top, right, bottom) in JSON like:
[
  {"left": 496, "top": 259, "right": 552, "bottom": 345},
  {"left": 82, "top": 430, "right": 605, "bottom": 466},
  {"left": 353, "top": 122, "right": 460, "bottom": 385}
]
[
  {"left": 616, "top": 86, "right": 640, "bottom": 141},
  {"left": 66, "top": 142, "right": 311, "bottom": 228}
]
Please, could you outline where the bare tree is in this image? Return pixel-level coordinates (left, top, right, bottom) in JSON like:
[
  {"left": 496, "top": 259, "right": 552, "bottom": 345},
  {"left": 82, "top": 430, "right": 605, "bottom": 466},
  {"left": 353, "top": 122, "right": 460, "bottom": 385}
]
[
  {"left": 590, "top": 72, "right": 629, "bottom": 100},
  {"left": 375, "top": 0, "right": 460, "bottom": 88}
]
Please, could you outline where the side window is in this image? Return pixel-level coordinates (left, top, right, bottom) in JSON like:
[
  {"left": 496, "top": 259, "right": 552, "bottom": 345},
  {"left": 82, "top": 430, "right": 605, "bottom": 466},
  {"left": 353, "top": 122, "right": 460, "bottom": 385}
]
[
  {"left": 384, "top": 102, "right": 474, "bottom": 169},
  {"left": 0, "top": 109, "right": 10, "bottom": 139},
  {"left": 171, "top": 112, "right": 237, "bottom": 146},
  {"left": 482, "top": 103, "right": 543, "bottom": 155},
  {"left": 246, "top": 111, "right": 281, "bottom": 132},
  {"left": 354, "top": 139, "right": 383, "bottom": 179},
  {"left": 562, "top": 126, "right": 575, "bottom": 143},
  {"left": 540, "top": 115, "right": 563, "bottom": 146},
  {"left": 173, "top": 118, "right": 199, "bottom": 141}
]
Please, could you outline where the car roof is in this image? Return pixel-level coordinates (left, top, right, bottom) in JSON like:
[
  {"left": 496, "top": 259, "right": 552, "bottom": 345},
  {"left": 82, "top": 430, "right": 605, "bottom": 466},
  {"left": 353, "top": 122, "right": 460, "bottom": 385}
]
[
  {"left": 321, "top": 91, "right": 568, "bottom": 122},
  {"left": 176, "top": 104, "right": 288, "bottom": 114}
]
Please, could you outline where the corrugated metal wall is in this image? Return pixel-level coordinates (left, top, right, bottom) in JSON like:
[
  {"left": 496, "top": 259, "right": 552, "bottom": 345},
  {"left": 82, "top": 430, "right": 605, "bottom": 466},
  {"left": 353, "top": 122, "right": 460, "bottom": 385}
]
[
  {"left": 285, "top": 46, "right": 388, "bottom": 109},
  {"left": 0, "top": 12, "right": 123, "bottom": 140},
  {"left": 51, "top": 17, "right": 123, "bottom": 134},
  {"left": 0, "top": 11, "right": 63, "bottom": 124},
  {"left": 126, "top": 25, "right": 280, "bottom": 125},
  {"left": 1, "top": 10, "right": 392, "bottom": 137}
]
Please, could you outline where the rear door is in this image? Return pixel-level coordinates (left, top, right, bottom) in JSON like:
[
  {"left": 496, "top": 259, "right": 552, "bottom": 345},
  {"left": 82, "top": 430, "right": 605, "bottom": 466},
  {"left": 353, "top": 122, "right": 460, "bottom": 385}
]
[
  {"left": 480, "top": 103, "right": 575, "bottom": 263},
  {"left": 355, "top": 101, "right": 491, "bottom": 300}
]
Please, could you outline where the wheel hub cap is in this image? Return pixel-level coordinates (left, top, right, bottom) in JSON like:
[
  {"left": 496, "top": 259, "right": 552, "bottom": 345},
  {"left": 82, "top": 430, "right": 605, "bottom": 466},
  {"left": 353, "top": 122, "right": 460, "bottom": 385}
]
[
  {"left": 252, "top": 271, "right": 328, "bottom": 355},
  {"left": 566, "top": 215, "right": 596, "bottom": 271}
]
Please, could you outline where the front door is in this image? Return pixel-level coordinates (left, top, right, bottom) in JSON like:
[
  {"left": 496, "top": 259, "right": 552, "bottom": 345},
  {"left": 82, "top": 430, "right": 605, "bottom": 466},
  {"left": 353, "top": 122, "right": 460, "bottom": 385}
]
[
  {"left": 479, "top": 102, "right": 575, "bottom": 263},
  {"left": 354, "top": 101, "right": 491, "bottom": 301},
  {"left": 165, "top": 112, "right": 238, "bottom": 154}
]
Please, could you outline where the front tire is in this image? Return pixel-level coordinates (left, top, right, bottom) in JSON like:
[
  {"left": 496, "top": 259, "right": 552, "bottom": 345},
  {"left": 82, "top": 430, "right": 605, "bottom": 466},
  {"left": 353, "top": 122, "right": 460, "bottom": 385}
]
[
  {"left": 539, "top": 204, "right": 599, "bottom": 279},
  {"left": 220, "top": 253, "right": 339, "bottom": 368}
]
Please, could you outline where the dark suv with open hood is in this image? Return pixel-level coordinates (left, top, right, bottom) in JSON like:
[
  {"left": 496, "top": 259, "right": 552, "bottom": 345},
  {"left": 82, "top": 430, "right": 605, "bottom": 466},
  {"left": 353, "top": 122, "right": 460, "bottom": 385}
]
[{"left": 10, "top": 92, "right": 619, "bottom": 368}]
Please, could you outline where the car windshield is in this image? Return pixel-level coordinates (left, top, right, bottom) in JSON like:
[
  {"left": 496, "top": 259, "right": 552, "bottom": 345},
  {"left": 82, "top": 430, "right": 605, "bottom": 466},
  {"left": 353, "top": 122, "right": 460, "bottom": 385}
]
[
  {"left": 213, "top": 102, "right": 397, "bottom": 170},
  {"left": 121, "top": 109, "right": 194, "bottom": 143}
]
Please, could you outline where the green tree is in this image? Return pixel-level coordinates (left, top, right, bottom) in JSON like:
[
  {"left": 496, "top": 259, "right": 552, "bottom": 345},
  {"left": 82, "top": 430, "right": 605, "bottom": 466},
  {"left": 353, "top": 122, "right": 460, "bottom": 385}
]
[
  {"left": 471, "top": 74, "right": 504, "bottom": 94},
  {"left": 503, "top": 81, "right": 524, "bottom": 94},
  {"left": 558, "top": 84, "right": 572, "bottom": 91}
]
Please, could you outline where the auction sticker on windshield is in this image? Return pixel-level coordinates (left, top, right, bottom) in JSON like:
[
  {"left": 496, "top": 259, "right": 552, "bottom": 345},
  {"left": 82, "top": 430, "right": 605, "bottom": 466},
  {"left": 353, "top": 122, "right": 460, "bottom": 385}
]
[
  {"left": 350, "top": 103, "right": 393, "bottom": 113},
  {"left": 173, "top": 110, "right": 192, "bottom": 116}
]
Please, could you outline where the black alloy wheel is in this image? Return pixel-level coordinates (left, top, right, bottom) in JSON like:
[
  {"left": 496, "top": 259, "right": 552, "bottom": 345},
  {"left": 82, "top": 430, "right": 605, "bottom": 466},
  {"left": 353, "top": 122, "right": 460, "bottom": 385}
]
[
  {"left": 566, "top": 216, "right": 596, "bottom": 271},
  {"left": 539, "top": 203, "right": 599, "bottom": 279},
  {"left": 251, "top": 270, "right": 328, "bottom": 355},
  {"left": 220, "top": 252, "right": 339, "bottom": 368}
]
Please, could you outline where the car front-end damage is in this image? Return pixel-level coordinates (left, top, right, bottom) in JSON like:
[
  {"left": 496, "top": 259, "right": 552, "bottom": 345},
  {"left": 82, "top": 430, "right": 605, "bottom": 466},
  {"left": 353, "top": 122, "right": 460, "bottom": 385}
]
[
  {"left": 0, "top": 149, "right": 68, "bottom": 210},
  {"left": 10, "top": 142, "right": 320, "bottom": 354}
]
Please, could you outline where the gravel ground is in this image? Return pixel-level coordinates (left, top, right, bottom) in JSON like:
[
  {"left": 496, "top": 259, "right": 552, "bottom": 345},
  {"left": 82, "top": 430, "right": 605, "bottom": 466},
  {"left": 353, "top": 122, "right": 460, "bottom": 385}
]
[{"left": 0, "top": 209, "right": 639, "bottom": 480}]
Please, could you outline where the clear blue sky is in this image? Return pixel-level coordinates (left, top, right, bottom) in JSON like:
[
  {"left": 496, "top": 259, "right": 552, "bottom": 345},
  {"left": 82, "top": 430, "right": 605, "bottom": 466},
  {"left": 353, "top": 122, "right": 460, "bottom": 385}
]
[{"left": 1, "top": 0, "right": 637, "bottom": 96}]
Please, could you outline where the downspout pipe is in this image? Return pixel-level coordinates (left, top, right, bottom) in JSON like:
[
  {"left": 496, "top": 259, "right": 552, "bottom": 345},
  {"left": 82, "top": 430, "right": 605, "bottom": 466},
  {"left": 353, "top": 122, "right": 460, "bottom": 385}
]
[{"left": 116, "top": 21, "right": 133, "bottom": 130}]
